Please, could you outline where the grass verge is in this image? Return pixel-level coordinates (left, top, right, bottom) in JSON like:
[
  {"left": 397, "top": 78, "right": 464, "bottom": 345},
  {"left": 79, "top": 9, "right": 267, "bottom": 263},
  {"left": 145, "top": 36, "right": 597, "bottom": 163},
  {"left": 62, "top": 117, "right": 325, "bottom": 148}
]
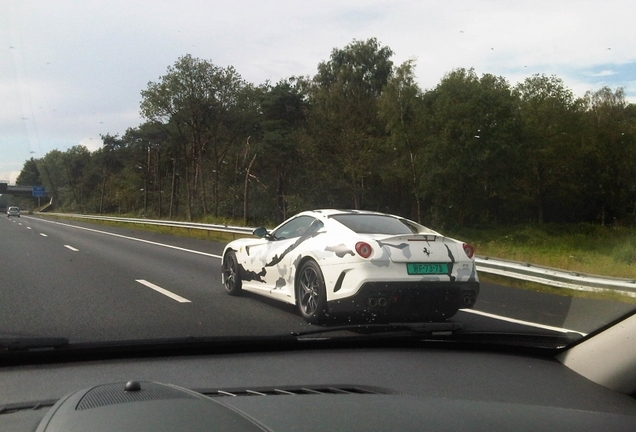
[{"left": 450, "top": 223, "right": 636, "bottom": 279}]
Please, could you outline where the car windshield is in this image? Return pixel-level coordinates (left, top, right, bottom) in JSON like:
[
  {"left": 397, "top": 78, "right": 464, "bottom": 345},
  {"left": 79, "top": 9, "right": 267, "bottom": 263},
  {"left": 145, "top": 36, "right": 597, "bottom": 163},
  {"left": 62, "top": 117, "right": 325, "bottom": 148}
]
[
  {"left": 1, "top": 1, "right": 636, "bottom": 352},
  {"left": 271, "top": 215, "right": 318, "bottom": 240}
]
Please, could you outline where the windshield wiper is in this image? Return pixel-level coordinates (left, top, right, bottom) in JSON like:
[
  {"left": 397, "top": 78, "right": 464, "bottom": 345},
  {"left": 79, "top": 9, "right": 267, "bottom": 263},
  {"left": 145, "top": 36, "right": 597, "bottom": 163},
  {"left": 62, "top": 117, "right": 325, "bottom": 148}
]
[
  {"left": 0, "top": 336, "right": 70, "bottom": 351},
  {"left": 290, "top": 322, "right": 464, "bottom": 338},
  {"left": 289, "top": 322, "right": 581, "bottom": 350}
]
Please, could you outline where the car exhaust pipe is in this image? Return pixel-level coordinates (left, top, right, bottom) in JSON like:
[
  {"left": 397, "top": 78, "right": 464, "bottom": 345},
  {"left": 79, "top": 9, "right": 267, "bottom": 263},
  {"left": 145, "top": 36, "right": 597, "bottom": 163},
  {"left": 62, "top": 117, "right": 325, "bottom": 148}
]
[
  {"left": 368, "top": 296, "right": 390, "bottom": 308},
  {"left": 462, "top": 294, "right": 475, "bottom": 306}
]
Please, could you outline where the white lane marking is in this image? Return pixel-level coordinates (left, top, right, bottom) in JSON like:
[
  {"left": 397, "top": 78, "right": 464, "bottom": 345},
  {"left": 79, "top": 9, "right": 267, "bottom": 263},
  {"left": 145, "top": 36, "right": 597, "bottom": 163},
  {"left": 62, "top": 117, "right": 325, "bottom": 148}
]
[
  {"left": 64, "top": 245, "right": 79, "bottom": 252},
  {"left": 135, "top": 279, "right": 191, "bottom": 303},
  {"left": 29, "top": 217, "right": 586, "bottom": 334},
  {"left": 462, "top": 309, "right": 587, "bottom": 336},
  {"left": 40, "top": 233, "right": 48, "bottom": 237},
  {"left": 27, "top": 227, "right": 32, "bottom": 230},
  {"left": 32, "top": 218, "right": 222, "bottom": 258}
]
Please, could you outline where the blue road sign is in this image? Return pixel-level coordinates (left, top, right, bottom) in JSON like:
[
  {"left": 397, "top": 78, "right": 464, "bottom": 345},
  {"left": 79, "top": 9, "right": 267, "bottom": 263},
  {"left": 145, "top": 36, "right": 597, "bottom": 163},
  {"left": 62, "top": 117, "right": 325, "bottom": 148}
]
[{"left": 32, "top": 186, "right": 46, "bottom": 197}]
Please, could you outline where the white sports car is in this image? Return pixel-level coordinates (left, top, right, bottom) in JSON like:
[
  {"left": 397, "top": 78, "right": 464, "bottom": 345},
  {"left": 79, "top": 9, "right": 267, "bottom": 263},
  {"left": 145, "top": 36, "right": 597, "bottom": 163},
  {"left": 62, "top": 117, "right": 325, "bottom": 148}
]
[{"left": 221, "top": 209, "right": 479, "bottom": 323}]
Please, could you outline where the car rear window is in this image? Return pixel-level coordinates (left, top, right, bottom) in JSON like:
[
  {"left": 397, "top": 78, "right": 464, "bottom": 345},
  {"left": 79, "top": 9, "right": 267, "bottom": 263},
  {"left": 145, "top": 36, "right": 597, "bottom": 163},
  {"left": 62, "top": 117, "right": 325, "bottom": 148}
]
[{"left": 332, "top": 214, "right": 416, "bottom": 235}]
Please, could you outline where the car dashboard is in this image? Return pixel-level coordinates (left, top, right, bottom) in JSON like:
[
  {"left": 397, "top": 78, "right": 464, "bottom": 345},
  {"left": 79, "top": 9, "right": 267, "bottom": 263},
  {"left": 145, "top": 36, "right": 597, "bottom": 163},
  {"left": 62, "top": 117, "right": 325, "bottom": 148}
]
[{"left": 1, "top": 342, "right": 635, "bottom": 431}]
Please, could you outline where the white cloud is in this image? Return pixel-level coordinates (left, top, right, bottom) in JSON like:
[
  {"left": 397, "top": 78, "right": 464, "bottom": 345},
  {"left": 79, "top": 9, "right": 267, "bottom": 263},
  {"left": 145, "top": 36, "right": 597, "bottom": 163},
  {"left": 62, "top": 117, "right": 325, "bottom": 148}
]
[
  {"left": 2, "top": 0, "right": 636, "bottom": 175},
  {"left": 79, "top": 137, "right": 104, "bottom": 152},
  {"left": 0, "top": 170, "right": 22, "bottom": 185},
  {"left": 588, "top": 70, "right": 618, "bottom": 77}
]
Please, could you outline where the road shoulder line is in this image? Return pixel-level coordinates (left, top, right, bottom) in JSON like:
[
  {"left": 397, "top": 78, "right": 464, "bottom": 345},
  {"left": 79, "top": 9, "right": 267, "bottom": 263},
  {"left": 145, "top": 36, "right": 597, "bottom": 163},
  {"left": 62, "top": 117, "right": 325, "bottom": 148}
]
[{"left": 462, "top": 309, "right": 587, "bottom": 336}]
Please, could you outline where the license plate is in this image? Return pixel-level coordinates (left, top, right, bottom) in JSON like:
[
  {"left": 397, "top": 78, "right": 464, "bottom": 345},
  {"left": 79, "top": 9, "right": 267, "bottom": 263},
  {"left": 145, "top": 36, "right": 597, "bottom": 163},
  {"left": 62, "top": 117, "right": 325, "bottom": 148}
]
[{"left": 406, "top": 263, "right": 449, "bottom": 275}]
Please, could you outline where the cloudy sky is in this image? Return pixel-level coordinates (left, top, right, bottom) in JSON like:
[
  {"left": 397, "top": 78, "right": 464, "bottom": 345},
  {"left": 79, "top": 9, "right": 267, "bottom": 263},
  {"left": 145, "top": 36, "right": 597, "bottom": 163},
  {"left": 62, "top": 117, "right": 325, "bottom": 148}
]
[{"left": 2, "top": 0, "right": 635, "bottom": 183}]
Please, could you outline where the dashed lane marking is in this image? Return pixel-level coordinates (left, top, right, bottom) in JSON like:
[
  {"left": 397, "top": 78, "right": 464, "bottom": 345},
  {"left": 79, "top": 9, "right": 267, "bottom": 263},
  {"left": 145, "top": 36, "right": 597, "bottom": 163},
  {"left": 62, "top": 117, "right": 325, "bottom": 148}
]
[
  {"left": 135, "top": 279, "right": 191, "bottom": 303},
  {"left": 31, "top": 217, "right": 222, "bottom": 258}
]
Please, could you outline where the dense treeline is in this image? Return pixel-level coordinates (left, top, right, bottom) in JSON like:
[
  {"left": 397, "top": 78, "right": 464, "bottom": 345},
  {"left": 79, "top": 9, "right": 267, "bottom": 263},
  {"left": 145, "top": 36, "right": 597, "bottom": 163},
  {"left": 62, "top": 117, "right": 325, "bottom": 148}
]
[{"left": 16, "top": 38, "right": 636, "bottom": 228}]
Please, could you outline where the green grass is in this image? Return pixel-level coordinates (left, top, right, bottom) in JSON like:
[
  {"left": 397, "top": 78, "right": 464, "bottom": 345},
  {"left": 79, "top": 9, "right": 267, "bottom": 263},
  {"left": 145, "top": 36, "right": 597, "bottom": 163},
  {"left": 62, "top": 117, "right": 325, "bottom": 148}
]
[
  {"left": 449, "top": 223, "right": 636, "bottom": 280},
  {"left": 447, "top": 223, "right": 636, "bottom": 304}
]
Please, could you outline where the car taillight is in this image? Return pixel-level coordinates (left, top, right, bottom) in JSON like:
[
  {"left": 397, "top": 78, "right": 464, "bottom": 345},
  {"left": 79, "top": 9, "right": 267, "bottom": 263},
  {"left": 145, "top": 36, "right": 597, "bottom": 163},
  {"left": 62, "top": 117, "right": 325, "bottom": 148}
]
[
  {"left": 355, "top": 242, "right": 373, "bottom": 258},
  {"left": 463, "top": 243, "right": 475, "bottom": 259}
]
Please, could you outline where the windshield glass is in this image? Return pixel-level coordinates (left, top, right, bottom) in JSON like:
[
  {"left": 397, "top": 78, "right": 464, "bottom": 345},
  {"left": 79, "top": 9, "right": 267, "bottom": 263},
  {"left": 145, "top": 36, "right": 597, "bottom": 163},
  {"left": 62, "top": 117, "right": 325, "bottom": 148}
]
[
  {"left": 271, "top": 216, "right": 318, "bottom": 240},
  {"left": 332, "top": 214, "right": 417, "bottom": 235},
  {"left": 1, "top": 1, "right": 635, "bottom": 350}
]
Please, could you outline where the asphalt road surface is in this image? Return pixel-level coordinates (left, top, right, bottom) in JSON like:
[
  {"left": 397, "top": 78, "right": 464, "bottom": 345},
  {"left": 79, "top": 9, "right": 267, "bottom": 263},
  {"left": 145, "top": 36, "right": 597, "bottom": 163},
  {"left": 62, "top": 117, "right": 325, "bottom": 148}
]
[{"left": 1, "top": 215, "right": 633, "bottom": 343}]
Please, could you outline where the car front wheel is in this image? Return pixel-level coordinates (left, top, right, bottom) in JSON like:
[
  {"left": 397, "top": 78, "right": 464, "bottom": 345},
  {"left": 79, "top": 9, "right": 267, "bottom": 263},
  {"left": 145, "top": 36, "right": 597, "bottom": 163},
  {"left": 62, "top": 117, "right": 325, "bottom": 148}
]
[
  {"left": 223, "top": 251, "right": 242, "bottom": 296},
  {"left": 296, "top": 260, "right": 327, "bottom": 323}
]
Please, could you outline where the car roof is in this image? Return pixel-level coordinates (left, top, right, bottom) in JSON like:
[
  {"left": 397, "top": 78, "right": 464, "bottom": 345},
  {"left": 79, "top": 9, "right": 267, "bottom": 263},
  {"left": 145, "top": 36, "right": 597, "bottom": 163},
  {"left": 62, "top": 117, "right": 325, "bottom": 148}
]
[{"left": 297, "top": 209, "right": 398, "bottom": 219}]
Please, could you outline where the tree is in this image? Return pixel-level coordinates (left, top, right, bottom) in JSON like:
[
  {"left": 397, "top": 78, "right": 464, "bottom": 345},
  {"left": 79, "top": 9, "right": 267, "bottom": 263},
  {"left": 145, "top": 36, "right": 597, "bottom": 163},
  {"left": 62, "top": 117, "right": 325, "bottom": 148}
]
[
  {"left": 96, "top": 133, "right": 126, "bottom": 214},
  {"left": 582, "top": 87, "right": 635, "bottom": 224},
  {"left": 256, "top": 79, "right": 309, "bottom": 222},
  {"left": 38, "top": 150, "right": 66, "bottom": 207},
  {"left": 378, "top": 60, "right": 426, "bottom": 221},
  {"left": 140, "top": 54, "right": 251, "bottom": 219},
  {"left": 16, "top": 158, "right": 42, "bottom": 186},
  {"left": 15, "top": 158, "right": 43, "bottom": 209},
  {"left": 421, "top": 69, "right": 520, "bottom": 227},
  {"left": 514, "top": 74, "right": 584, "bottom": 223},
  {"left": 61, "top": 145, "right": 96, "bottom": 212},
  {"left": 310, "top": 38, "right": 393, "bottom": 209}
]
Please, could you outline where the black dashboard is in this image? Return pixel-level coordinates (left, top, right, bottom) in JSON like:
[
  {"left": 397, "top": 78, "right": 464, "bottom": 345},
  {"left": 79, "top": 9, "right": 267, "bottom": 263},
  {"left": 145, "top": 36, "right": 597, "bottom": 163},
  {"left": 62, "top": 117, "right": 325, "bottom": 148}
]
[{"left": 1, "top": 343, "right": 635, "bottom": 431}]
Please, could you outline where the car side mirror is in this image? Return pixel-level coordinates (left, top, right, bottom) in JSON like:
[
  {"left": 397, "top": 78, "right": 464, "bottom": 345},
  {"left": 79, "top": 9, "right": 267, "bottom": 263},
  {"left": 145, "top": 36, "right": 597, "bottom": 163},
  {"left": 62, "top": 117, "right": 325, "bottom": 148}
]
[{"left": 252, "top": 227, "right": 269, "bottom": 238}]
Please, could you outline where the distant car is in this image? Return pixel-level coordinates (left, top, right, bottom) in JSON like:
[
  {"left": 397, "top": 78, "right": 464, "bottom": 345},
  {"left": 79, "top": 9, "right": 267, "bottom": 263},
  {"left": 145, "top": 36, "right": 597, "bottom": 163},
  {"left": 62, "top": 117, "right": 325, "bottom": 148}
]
[
  {"left": 7, "top": 206, "right": 20, "bottom": 217},
  {"left": 222, "top": 209, "right": 479, "bottom": 323}
]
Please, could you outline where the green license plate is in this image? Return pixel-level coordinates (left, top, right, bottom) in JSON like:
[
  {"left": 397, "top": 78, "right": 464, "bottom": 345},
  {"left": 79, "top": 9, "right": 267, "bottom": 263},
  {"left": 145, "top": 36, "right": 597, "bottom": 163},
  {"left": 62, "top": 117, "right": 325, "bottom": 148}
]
[{"left": 406, "top": 263, "right": 449, "bottom": 275}]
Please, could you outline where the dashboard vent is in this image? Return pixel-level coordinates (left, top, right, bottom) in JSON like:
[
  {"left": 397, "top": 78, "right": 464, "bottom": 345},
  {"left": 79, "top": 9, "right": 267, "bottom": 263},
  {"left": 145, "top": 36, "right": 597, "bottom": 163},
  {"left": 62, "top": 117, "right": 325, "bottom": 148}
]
[
  {"left": 199, "top": 385, "right": 389, "bottom": 398},
  {"left": 76, "top": 382, "right": 196, "bottom": 410},
  {"left": 0, "top": 386, "right": 389, "bottom": 417}
]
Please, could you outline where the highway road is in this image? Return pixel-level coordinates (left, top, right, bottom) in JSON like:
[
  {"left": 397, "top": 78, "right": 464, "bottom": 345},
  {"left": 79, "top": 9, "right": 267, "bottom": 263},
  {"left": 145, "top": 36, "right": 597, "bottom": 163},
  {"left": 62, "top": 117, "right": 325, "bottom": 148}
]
[{"left": 1, "top": 215, "right": 633, "bottom": 343}]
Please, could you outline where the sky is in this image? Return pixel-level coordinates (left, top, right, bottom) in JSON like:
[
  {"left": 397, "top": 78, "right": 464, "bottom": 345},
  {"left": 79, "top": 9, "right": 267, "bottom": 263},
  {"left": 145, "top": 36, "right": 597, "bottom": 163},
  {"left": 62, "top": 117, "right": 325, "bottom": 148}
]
[{"left": 2, "top": 0, "right": 635, "bottom": 183}]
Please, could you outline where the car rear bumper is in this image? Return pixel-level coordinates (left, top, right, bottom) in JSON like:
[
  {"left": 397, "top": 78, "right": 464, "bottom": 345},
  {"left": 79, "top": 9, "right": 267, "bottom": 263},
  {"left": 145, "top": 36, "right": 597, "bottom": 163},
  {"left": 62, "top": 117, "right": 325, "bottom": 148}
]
[{"left": 327, "top": 281, "right": 479, "bottom": 320}]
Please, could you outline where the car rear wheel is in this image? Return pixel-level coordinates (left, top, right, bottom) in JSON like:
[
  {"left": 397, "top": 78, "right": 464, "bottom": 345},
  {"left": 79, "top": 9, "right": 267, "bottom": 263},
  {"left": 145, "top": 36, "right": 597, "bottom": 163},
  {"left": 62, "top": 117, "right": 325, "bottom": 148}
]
[
  {"left": 296, "top": 260, "right": 327, "bottom": 323},
  {"left": 223, "top": 251, "right": 242, "bottom": 296}
]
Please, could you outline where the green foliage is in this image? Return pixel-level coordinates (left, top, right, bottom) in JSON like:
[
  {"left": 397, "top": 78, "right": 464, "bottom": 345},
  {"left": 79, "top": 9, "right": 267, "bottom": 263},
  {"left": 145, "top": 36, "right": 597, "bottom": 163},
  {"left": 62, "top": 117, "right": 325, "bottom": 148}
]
[
  {"left": 419, "top": 69, "right": 522, "bottom": 227},
  {"left": 16, "top": 39, "right": 636, "bottom": 231},
  {"left": 140, "top": 54, "right": 254, "bottom": 220},
  {"left": 310, "top": 38, "right": 394, "bottom": 209},
  {"left": 377, "top": 60, "right": 427, "bottom": 221},
  {"left": 16, "top": 158, "right": 42, "bottom": 186},
  {"left": 513, "top": 74, "right": 587, "bottom": 224}
]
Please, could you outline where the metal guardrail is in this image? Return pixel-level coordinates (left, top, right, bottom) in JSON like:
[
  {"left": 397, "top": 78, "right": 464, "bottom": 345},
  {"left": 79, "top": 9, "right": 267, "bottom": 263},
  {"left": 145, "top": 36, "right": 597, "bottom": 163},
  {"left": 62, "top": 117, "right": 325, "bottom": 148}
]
[
  {"left": 476, "top": 257, "right": 636, "bottom": 298},
  {"left": 43, "top": 213, "right": 253, "bottom": 235},
  {"left": 39, "top": 213, "right": 636, "bottom": 297}
]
